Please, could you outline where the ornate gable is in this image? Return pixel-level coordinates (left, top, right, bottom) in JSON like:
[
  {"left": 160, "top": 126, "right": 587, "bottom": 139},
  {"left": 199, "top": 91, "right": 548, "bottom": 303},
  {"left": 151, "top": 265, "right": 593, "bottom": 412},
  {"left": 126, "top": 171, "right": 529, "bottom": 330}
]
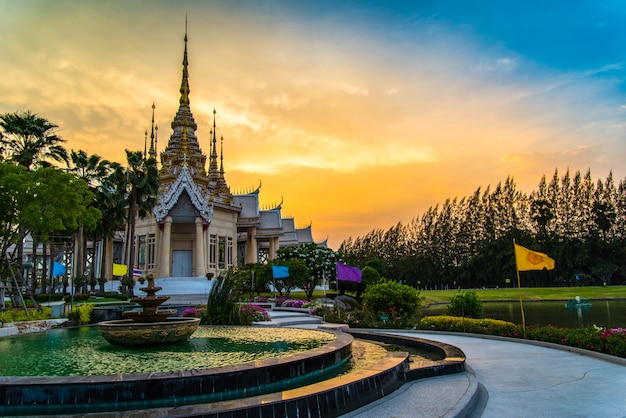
[{"left": 154, "top": 164, "right": 213, "bottom": 223}]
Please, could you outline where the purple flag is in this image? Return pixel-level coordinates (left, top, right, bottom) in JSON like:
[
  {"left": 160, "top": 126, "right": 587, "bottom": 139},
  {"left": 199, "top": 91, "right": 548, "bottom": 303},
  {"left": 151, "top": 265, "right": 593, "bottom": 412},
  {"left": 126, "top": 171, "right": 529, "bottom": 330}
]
[{"left": 336, "top": 262, "right": 362, "bottom": 283}]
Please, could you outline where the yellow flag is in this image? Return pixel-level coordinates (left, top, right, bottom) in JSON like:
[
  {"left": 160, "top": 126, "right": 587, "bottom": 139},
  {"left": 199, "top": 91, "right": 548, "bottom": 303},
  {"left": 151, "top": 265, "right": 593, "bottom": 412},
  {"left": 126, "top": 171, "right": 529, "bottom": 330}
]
[
  {"left": 112, "top": 263, "right": 128, "bottom": 276},
  {"left": 514, "top": 243, "right": 555, "bottom": 271}
]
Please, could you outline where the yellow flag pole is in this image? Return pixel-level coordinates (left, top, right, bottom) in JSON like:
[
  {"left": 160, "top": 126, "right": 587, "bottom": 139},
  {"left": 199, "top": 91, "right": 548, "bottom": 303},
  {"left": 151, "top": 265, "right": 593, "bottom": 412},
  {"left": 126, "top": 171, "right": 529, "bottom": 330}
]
[{"left": 513, "top": 239, "right": 527, "bottom": 339}]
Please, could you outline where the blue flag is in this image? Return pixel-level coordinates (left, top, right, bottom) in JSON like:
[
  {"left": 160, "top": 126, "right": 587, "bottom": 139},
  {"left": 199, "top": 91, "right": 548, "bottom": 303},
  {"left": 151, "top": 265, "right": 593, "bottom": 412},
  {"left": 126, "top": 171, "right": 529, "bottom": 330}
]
[
  {"left": 272, "top": 265, "right": 289, "bottom": 279},
  {"left": 52, "top": 262, "right": 66, "bottom": 277}
]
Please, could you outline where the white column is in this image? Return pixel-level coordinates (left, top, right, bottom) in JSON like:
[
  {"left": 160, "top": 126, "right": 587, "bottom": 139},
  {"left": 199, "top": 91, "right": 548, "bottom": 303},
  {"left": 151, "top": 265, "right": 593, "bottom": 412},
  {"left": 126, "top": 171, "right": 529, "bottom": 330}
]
[
  {"left": 161, "top": 216, "right": 172, "bottom": 277},
  {"left": 104, "top": 237, "right": 113, "bottom": 281},
  {"left": 195, "top": 217, "right": 205, "bottom": 277},
  {"left": 269, "top": 236, "right": 277, "bottom": 260},
  {"left": 246, "top": 226, "right": 257, "bottom": 264}
]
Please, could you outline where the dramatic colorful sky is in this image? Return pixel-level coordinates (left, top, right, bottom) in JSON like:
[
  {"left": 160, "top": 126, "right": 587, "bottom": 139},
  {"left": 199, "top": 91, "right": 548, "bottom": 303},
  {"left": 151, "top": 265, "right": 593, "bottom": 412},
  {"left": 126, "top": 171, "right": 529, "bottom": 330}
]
[{"left": 1, "top": 1, "right": 625, "bottom": 249}]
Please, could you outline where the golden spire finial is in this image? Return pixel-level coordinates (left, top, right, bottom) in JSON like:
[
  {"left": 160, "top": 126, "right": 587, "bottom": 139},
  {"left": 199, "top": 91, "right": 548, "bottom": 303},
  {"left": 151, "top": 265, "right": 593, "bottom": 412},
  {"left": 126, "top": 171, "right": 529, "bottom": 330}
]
[
  {"left": 149, "top": 103, "right": 157, "bottom": 160},
  {"left": 220, "top": 135, "right": 224, "bottom": 175},
  {"left": 179, "top": 16, "right": 190, "bottom": 107},
  {"left": 209, "top": 108, "right": 220, "bottom": 183}
]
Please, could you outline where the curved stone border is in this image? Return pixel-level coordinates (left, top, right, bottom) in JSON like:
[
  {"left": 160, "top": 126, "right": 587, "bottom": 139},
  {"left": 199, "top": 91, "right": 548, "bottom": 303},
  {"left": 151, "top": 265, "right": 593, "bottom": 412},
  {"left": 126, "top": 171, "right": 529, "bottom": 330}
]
[
  {"left": 0, "top": 319, "right": 68, "bottom": 337},
  {"left": 0, "top": 330, "right": 352, "bottom": 416},
  {"left": 346, "top": 330, "right": 466, "bottom": 380},
  {"left": 79, "top": 331, "right": 467, "bottom": 418}
]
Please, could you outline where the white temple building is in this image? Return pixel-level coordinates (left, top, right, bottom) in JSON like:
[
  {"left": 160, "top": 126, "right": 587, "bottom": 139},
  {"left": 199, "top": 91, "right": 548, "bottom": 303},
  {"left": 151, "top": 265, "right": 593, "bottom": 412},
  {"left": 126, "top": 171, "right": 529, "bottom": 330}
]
[{"left": 127, "top": 30, "right": 323, "bottom": 283}]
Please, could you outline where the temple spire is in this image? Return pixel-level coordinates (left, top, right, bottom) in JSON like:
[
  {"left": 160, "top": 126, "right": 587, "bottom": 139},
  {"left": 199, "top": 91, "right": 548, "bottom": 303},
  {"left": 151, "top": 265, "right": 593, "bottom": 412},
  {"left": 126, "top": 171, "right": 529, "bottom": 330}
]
[
  {"left": 219, "top": 135, "right": 224, "bottom": 176},
  {"left": 149, "top": 102, "right": 157, "bottom": 160},
  {"left": 160, "top": 19, "right": 206, "bottom": 177},
  {"left": 209, "top": 108, "right": 220, "bottom": 183},
  {"left": 216, "top": 134, "right": 229, "bottom": 193},
  {"left": 179, "top": 20, "right": 190, "bottom": 107}
]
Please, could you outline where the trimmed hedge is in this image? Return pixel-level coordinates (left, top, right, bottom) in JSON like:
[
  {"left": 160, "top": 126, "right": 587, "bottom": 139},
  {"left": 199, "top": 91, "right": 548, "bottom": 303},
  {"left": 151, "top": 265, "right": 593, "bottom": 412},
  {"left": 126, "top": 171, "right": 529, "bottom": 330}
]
[
  {"left": 0, "top": 307, "right": 52, "bottom": 323},
  {"left": 419, "top": 315, "right": 626, "bottom": 358},
  {"left": 34, "top": 293, "right": 65, "bottom": 302}
]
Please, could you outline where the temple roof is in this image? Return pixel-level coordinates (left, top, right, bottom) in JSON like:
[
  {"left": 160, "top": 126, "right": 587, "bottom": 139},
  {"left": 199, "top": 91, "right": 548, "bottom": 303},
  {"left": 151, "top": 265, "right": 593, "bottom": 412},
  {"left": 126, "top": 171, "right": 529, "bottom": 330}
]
[
  {"left": 159, "top": 30, "right": 207, "bottom": 181},
  {"left": 154, "top": 27, "right": 234, "bottom": 222},
  {"left": 154, "top": 164, "right": 213, "bottom": 223}
]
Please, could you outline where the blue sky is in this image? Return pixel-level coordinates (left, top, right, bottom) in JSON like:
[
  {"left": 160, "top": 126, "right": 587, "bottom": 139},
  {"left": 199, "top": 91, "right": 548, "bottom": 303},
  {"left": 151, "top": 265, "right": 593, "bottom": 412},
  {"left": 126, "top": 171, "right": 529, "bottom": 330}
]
[{"left": 1, "top": 1, "right": 624, "bottom": 248}]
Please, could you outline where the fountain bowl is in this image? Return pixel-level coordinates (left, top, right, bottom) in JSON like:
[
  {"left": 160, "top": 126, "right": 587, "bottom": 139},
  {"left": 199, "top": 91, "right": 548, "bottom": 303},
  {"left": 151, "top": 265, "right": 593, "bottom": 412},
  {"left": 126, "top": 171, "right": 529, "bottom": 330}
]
[{"left": 98, "top": 317, "right": 200, "bottom": 346}]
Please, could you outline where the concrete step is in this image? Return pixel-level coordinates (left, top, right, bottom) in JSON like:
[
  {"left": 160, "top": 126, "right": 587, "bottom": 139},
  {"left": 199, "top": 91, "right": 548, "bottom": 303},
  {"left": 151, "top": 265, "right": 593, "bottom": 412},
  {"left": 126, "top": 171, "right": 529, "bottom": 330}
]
[{"left": 255, "top": 310, "right": 323, "bottom": 327}]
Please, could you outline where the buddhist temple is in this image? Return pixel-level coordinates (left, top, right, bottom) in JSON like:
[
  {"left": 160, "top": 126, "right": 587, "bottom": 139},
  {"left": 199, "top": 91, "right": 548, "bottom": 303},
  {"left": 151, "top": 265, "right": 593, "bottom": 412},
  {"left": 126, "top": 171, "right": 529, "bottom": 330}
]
[{"left": 130, "top": 29, "right": 322, "bottom": 281}]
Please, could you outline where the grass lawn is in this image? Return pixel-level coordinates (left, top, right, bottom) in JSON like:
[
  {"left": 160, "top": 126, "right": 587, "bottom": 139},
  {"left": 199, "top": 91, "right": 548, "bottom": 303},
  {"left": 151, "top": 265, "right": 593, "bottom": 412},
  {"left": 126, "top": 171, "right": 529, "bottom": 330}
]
[
  {"left": 252, "top": 286, "right": 626, "bottom": 305},
  {"left": 420, "top": 286, "right": 626, "bottom": 305},
  {"left": 255, "top": 286, "right": 626, "bottom": 304}
]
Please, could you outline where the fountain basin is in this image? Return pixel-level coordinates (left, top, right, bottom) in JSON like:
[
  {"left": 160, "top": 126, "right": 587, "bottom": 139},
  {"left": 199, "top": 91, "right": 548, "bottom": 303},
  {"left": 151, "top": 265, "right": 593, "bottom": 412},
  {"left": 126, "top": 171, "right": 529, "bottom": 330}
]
[
  {"left": 0, "top": 327, "right": 351, "bottom": 416},
  {"left": 98, "top": 317, "right": 200, "bottom": 346}
]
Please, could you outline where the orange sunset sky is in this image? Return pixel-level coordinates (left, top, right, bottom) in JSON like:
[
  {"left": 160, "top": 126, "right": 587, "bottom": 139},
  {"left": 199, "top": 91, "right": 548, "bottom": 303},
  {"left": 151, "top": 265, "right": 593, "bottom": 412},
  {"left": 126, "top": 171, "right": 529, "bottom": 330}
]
[{"left": 1, "top": 1, "right": 625, "bottom": 249}]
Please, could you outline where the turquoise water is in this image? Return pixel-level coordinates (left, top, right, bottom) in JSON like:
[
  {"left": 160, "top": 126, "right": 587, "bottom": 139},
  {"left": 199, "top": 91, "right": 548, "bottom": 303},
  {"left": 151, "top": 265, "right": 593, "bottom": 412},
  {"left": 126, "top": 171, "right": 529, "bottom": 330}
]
[
  {"left": 0, "top": 326, "right": 334, "bottom": 376},
  {"left": 422, "top": 299, "right": 626, "bottom": 328}
]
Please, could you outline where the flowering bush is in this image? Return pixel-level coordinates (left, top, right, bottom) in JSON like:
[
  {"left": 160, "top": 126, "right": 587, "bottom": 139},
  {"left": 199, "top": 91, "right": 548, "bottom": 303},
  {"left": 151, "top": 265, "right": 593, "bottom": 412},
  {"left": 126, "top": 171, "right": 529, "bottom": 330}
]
[
  {"left": 419, "top": 316, "right": 626, "bottom": 358},
  {"left": 240, "top": 304, "right": 270, "bottom": 322},
  {"left": 282, "top": 299, "right": 305, "bottom": 308},
  {"left": 304, "top": 301, "right": 325, "bottom": 315},
  {"left": 274, "top": 299, "right": 325, "bottom": 315},
  {"left": 180, "top": 307, "right": 206, "bottom": 318},
  {"left": 324, "top": 308, "right": 414, "bottom": 329}
]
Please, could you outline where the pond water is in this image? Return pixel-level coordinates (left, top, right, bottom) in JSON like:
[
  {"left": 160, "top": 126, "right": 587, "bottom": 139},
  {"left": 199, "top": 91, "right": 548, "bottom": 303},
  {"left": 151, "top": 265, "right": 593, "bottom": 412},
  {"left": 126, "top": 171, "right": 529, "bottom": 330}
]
[
  {"left": 0, "top": 326, "right": 335, "bottom": 377},
  {"left": 421, "top": 299, "right": 626, "bottom": 329}
]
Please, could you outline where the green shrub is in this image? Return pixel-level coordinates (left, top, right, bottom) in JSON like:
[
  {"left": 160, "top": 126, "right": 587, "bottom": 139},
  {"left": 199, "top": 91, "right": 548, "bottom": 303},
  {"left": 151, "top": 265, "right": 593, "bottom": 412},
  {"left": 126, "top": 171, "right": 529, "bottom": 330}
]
[
  {"left": 68, "top": 303, "right": 93, "bottom": 324},
  {"left": 64, "top": 294, "right": 90, "bottom": 303},
  {"left": 419, "top": 316, "right": 626, "bottom": 358},
  {"left": 362, "top": 280, "right": 423, "bottom": 320},
  {"left": 419, "top": 315, "right": 518, "bottom": 334},
  {"left": 34, "top": 293, "right": 64, "bottom": 302},
  {"left": 446, "top": 290, "right": 483, "bottom": 318},
  {"left": 0, "top": 307, "right": 52, "bottom": 323},
  {"left": 201, "top": 274, "right": 250, "bottom": 325}
]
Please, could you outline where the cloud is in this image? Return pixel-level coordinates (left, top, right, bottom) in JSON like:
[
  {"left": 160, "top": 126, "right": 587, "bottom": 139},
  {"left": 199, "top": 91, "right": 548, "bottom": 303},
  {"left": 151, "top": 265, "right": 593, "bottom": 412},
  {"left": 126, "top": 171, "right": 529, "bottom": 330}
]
[{"left": 1, "top": 0, "right": 625, "bottom": 249}]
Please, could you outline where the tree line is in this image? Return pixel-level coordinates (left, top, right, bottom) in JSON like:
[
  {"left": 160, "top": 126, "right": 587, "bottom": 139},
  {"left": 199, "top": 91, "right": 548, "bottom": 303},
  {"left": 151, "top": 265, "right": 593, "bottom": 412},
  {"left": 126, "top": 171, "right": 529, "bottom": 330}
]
[
  {"left": 338, "top": 170, "right": 626, "bottom": 289},
  {"left": 0, "top": 110, "right": 159, "bottom": 297}
]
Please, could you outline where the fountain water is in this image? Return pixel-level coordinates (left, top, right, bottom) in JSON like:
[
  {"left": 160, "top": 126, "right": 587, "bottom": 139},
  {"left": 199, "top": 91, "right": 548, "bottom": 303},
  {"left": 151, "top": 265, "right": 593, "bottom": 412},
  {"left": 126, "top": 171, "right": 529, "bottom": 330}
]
[{"left": 98, "top": 275, "right": 200, "bottom": 346}]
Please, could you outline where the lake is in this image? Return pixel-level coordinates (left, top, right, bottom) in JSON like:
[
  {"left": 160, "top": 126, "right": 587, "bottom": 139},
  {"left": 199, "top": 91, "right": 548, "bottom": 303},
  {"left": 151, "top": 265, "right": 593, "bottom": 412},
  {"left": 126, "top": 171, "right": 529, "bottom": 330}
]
[{"left": 421, "top": 299, "right": 626, "bottom": 329}]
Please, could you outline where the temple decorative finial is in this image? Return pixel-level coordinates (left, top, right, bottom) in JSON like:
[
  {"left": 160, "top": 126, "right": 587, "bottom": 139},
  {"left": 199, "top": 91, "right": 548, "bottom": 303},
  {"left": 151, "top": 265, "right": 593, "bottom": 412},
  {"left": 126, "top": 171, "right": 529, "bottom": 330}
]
[
  {"left": 209, "top": 109, "right": 219, "bottom": 183},
  {"left": 149, "top": 103, "right": 157, "bottom": 160},
  {"left": 179, "top": 18, "right": 190, "bottom": 107},
  {"left": 220, "top": 135, "right": 224, "bottom": 175}
]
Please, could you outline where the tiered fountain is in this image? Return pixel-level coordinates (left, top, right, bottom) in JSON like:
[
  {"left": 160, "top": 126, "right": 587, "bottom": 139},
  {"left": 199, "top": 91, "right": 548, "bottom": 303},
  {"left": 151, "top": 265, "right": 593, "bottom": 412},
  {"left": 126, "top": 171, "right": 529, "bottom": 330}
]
[{"left": 98, "top": 275, "right": 200, "bottom": 346}]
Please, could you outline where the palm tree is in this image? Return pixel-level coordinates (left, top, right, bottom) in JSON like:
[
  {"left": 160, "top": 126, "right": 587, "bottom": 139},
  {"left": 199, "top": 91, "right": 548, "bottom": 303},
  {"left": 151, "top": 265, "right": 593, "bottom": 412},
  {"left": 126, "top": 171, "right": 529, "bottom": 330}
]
[
  {"left": 0, "top": 111, "right": 68, "bottom": 170},
  {"left": 0, "top": 111, "right": 69, "bottom": 288},
  {"left": 116, "top": 150, "right": 159, "bottom": 292},
  {"left": 66, "top": 150, "right": 110, "bottom": 284},
  {"left": 94, "top": 167, "right": 127, "bottom": 287}
]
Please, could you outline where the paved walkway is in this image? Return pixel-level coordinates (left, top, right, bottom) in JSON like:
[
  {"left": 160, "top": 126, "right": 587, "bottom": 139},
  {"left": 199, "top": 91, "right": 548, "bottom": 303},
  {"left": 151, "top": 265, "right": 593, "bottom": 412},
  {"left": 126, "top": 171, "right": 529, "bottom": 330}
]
[
  {"left": 266, "top": 311, "right": 626, "bottom": 417},
  {"left": 344, "top": 331, "right": 626, "bottom": 418}
]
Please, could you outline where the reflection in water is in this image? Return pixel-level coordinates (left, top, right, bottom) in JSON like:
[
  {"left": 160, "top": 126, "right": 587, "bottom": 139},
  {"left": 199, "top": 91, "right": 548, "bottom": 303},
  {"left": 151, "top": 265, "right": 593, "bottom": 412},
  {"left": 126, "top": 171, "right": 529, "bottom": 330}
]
[{"left": 422, "top": 300, "right": 626, "bottom": 328}]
